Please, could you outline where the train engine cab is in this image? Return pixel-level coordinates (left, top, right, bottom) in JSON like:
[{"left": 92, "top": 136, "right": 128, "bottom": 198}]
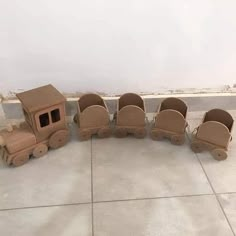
[{"left": 0, "top": 84, "right": 69, "bottom": 167}]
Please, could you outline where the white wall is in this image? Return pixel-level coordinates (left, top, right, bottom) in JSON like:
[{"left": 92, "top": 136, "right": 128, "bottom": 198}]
[{"left": 0, "top": 0, "right": 236, "bottom": 97}]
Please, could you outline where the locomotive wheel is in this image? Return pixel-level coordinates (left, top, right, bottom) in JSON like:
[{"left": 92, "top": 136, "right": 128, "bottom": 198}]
[
  {"left": 33, "top": 144, "right": 48, "bottom": 158},
  {"left": 211, "top": 149, "right": 227, "bottom": 161},
  {"left": 73, "top": 114, "right": 78, "bottom": 123},
  {"left": 78, "top": 129, "right": 91, "bottom": 141},
  {"left": 191, "top": 141, "right": 203, "bottom": 153},
  {"left": 134, "top": 128, "right": 147, "bottom": 139},
  {"left": 98, "top": 127, "right": 112, "bottom": 138},
  {"left": 114, "top": 127, "right": 127, "bottom": 138},
  {"left": 49, "top": 130, "right": 69, "bottom": 149},
  {"left": 12, "top": 153, "right": 29, "bottom": 167},
  {"left": 150, "top": 130, "right": 164, "bottom": 141},
  {"left": 171, "top": 134, "right": 185, "bottom": 145}
]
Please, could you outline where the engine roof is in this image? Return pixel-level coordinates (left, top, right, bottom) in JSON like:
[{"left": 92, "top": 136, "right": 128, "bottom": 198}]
[{"left": 16, "top": 84, "right": 66, "bottom": 113}]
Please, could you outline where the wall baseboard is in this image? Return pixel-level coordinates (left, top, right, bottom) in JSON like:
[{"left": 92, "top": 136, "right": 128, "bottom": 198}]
[{"left": 1, "top": 93, "right": 236, "bottom": 119}]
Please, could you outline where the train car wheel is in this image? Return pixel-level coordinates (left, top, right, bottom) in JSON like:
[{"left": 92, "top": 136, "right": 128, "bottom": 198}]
[
  {"left": 211, "top": 149, "right": 227, "bottom": 161},
  {"left": 134, "top": 128, "right": 147, "bottom": 139},
  {"left": 78, "top": 129, "right": 91, "bottom": 141},
  {"left": 191, "top": 141, "right": 203, "bottom": 153},
  {"left": 150, "top": 130, "right": 164, "bottom": 141},
  {"left": 98, "top": 127, "right": 112, "bottom": 138},
  {"left": 114, "top": 127, "right": 127, "bottom": 138},
  {"left": 171, "top": 134, "right": 185, "bottom": 145}
]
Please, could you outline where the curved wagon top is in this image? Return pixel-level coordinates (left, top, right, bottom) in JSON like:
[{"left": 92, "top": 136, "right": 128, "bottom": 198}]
[
  {"left": 118, "top": 93, "right": 145, "bottom": 111},
  {"left": 159, "top": 97, "right": 187, "bottom": 118},
  {"left": 16, "top": 84, "right": 66, "bottom": 113},
  {"left": 203, "top": 109, "right": 234, "bottom": 132},
  {"left": 78, "top": 93, "right": 106, "bottom": 112}
]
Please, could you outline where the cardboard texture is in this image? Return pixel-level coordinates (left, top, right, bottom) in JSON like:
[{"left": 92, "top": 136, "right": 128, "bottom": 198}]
[
  {"left": 0, "top": 85, "right": 69, "bottom": 167},
  {"left": 151, "top": 97, "right": 188, "bottom": 145},
  {"left": 191, "top": 109, "right": 234, "bottom": 161},
  {"left": 74, "top": 93, "right": 111, "bottom": 141},
  {"left": 114, "top": 93, "right": 147, "bottom": 138}
]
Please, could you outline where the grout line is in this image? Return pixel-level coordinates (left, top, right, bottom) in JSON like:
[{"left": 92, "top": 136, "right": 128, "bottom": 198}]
[
  {"left": 0, "top": 202, "right": 92, "bottom": 212},
  {"left": 201, "top": 163, "right": 236, "bottom": 236},
  {"left": 0, "top": 193, "right": 218, "bottom": 212},
  {"left": 217, "top": 192, "right": 236, "bottom": 195},
  {"left": 1, "top": 191, "right": 235, "bottom": 211},
  {"left": 91, "top": 138, "right": 94, "bottom": 236},
  {"left": 3, "top": 191, "right": 236, "bottom": 213},
  {"left": 93, "top": 193, "right": 215, "bottom": 205},
  {"left": 186, "top": 134, "right": 236, "bottom": 236}
]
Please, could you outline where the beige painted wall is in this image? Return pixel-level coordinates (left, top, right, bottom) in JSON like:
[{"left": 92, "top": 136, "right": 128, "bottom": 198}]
[{"left": 1, "top": 0, "right": 236, "bottom": 96}]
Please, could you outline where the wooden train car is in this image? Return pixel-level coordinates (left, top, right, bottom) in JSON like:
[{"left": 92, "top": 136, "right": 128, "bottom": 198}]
[
  {"left": 114, "top": 93, "right": 147, "bottom": 138},
  {"left": 74, "top": 93, "right": 111, "bottom": 140},
  {"left": 191, "top": 109, "right": 234, "bottom": 160},
  {"left": 150, "top": 97, "right": 188, "bottom": 145},
  {"left": 0, "top": 85, "right": 69, "bottom": 167}
]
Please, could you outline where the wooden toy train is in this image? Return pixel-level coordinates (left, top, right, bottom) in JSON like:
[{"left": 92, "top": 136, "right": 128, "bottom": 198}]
[{"left": 0, "top": 84, "right": 234, "bottom": 167}]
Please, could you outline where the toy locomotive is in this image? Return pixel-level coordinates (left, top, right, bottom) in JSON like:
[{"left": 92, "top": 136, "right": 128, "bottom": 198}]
[{"left": 0, "top": 85, "right": 69, "bottom": 166}]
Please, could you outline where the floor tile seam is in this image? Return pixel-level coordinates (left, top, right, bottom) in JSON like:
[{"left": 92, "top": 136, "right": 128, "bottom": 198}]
[
  {"left": 186, "top": 131, "right": 235, "bottom": 235},
  {"left": 1, "top": 191, "right": 235, "bottom": 212},
  {"left": 214, "top": 193, "right": 236, "bottom": 236},
  {"left": 0, "top": 201, "right": 92, "bottom": 212},
  {"left": 188, "top": 136, "right": 236, "bottom": 236},
  {"left": 93, "top": 193, "right": 215, "bottom": 205},
  {"left": 197, "top": 155, "right": 236, "bottom": 236},
  {"left": 217, "top": 192, "right": 236, "bottom": 196},
  {"left": 91, "top": 138, "right": 94, "bottom": 236}
]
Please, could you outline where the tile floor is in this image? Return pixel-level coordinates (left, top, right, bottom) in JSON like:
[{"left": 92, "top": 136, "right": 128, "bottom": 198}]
[{"left": 0, "top": 112, "right": 236, "bottom": 236}]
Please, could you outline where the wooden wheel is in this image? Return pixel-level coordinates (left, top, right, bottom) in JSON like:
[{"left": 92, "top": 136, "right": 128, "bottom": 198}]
[
  {"left": 49, "top": 130, "right": 69, "bottom": 149},
  {"left": 171, "top": 134, "right": 185, "bottom": 145},
  {"left": 78, "top": 129, "right": 91, "bottom": 141},
  {"left": 150, "top": 129, "right": 164, "bottom": 141},
  {"left": 12, "top": 153, "right": 29, "bottom": 167},
  {"left": 33, "top": 144, "right": 48, "bottom": 158},
  {"left": 191, "top": 141, "right": 204, "bottom": 153},
  {"left": 134, "top": 128, "right": 146, "bottom": 138},
  {"left": 211, "top": 149, "right": 227, "bottom": 161},
  {"left": 97, "top": 127, "right": 112, "bottom": 138},
  {"left": 114, "top": 127, "right": 127, "bottom": 138}
]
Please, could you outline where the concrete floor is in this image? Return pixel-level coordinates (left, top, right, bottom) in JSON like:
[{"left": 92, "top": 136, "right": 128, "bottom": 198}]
[{"left": 0, "top": 112, "right": 236, "bottom": 236}]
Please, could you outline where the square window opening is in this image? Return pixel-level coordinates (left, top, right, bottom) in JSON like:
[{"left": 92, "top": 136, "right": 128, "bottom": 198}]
[
  {"left": 51, "top": 109, "right": 60, "bottom": 123},
  {"left": 39, "top": 113, "right": 49, "bottom": 127}
]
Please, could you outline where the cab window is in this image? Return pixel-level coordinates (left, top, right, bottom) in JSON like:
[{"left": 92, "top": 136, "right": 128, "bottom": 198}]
[
  {"left": 51, "top": 109, "right": 60, "bottom": 123},
  {"left": 39, "top": 113, "right": 50, "bottom": 127}
]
